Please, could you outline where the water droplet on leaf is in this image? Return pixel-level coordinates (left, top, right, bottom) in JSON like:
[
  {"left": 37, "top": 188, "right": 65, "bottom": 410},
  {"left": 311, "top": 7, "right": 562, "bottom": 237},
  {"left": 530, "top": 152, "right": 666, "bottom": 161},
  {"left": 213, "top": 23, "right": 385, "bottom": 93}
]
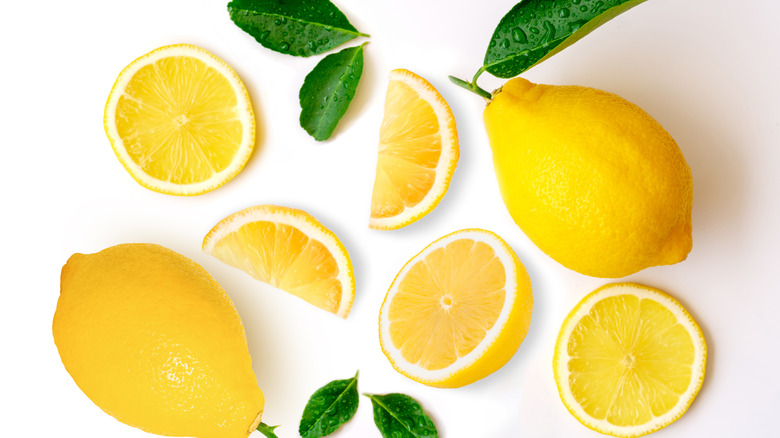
[
  {"left": 569, "top": 20, "right": 588, "bottom": 32},
  {"left": 512, "top": 27, "right": 527, "bottom": 43},
  {"left": 542, "top": 21, "right": 556, "bottom": 43}
]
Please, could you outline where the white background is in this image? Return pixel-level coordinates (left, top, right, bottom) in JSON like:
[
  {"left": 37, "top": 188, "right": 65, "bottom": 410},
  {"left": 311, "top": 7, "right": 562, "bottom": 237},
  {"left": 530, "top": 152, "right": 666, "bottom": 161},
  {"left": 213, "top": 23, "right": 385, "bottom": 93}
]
[{"left": 2, "top": 0, "right": 779, "bottom": 437}]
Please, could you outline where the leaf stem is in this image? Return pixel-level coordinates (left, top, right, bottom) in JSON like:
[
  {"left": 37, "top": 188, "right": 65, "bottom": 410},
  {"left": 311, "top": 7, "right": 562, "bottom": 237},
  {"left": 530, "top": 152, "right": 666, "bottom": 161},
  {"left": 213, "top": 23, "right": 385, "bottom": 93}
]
[
  {"left": 448, "top": 67, "right": 492, "bottom": 100},
  {"left": 471, "top": 65, "right": 486, "bottom": 85}
]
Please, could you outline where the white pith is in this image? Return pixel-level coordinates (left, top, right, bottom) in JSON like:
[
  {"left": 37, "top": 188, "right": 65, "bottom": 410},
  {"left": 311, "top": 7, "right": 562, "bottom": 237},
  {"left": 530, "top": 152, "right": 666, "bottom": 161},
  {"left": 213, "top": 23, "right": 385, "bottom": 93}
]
[
  {"left": 104, "top": 44, "right": 254, "bottom": 195},
  {"left": 553, "top": 283, "right": 707, "bottom": 437},
  {"left": 202, "top": 206, "right": 354, "bottom": 318},
  {"left": 379, "top": 229, "right": 518, "bottom": 382}
]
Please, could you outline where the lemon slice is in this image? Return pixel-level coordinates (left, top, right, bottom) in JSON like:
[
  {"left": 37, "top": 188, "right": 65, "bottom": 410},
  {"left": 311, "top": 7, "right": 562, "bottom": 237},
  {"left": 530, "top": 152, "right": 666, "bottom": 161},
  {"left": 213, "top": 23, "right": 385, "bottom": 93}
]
[
  {"left": 369, "top": 69, "right": 459, "bottom": 229},
  {"left": 104, "top": 44, "right": 255, "bottom": 195},
  {"left": 379, "top": 229, "right": 533, "bottom": 387},
  {"left": 203, "top": 205, "right": 355, "bottom": 318},
  {"left": 553, "top": 283, "right": 707, "bottom": 437}
]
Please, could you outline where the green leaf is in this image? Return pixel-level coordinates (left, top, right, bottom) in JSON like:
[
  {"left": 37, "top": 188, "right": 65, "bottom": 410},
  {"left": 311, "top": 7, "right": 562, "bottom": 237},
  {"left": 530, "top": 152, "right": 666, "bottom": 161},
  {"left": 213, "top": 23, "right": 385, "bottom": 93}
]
[
  {"left": 483, "top": 0, "right": 649, "bottom": 78},
  {"left": 299, "top": 43, "right": 365, "bottom": 141},
  {"left": 365, "top": 393, "right": 438, "bottom": 438},
  {"left": 298, "top": 372, "right": 359, "bottom": 438},
  {"left": 227, "top": 0, "right": 367, "bottom": 57},
  {"left": 256, "top": 422, "right": 280, "bottom": 438}
]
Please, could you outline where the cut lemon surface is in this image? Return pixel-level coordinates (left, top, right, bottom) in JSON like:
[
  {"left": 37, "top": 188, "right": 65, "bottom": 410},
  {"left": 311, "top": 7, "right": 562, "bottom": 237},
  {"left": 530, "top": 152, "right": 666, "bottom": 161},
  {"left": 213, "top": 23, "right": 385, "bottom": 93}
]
[
  {"left": 104, "top": 44, "right": 255, "bottom": 195},
  {"left": 203, "top": 205, "right": 355, "bottom": 318},
  {"left": 379, "top": 229, "right": 532, "bottom": 387},
  {"left": 553, "top": 283, "right": 707, "bottom": 437},
  {"left": 369, "top": 69, "right": 459, "bottom": 229}
]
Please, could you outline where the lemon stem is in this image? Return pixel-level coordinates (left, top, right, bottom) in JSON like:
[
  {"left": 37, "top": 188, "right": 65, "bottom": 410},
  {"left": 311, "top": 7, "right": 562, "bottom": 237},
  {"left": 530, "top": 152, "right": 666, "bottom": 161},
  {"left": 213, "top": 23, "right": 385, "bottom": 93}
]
[
  {"left": 449, "top": 66, "right": 492, "bottom": 100},
  {"left": 256, "top": 422, "right": 280, "bottom": 438}
]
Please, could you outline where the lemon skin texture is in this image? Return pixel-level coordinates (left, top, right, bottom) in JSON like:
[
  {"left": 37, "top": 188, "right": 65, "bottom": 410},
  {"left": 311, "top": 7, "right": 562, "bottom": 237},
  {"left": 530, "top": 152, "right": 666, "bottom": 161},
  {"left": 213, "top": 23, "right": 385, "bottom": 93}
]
[
  {"left": 53, "top": 243, "right": 264, "bottom": 438},
  {"left": 484, "top": 78, "right": 692, "bottom": 278}
]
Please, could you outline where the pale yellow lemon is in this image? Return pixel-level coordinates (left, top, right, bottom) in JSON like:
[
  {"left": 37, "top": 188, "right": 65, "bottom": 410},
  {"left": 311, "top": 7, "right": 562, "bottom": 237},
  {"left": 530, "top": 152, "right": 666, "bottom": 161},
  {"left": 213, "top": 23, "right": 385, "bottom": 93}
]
[{"left": 53, "top": 243, "right": 264, "bottom": 438}]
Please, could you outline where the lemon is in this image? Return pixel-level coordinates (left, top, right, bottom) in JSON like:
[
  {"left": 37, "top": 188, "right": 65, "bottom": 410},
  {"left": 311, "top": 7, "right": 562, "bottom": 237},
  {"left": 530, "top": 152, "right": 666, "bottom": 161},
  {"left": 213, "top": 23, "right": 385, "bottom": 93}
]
[
  {"left": 104, "top": 44, "right": 255, "bottom": 195},
  {"left": 53, "top": 243, "right": 264, "bottom": 438},
  {"left": 553, "top": 283, "right": 706, "bottom": 437},
  {"left": 379, "top": 229, "right": 533, "bottom": 387},
  {"left": 203, "top": 205, "right": 356, "bottom": 318},
  {"left": 369, "top": 69, "right": 459, "bottom": 230},
  {"left": 483, "top": 78, "right": 693, "bottom": 278}
]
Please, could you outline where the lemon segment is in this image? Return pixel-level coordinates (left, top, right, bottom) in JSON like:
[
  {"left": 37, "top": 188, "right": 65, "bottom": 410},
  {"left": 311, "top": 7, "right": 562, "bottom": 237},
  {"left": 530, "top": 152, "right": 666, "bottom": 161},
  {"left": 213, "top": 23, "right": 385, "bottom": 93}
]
[
  {"left": 369, "top": 69, "right": 459, "bottom": 230},
  {"left": 203, "top": 205, "right": 355, "bottom": 318},
  {"left": 104, "top": 44, "right": 255, "bottom": 195},
  {"left": 553, "top": 283, "right": 706, "bottom": 437},
  {"left": 379, "top": 229, "right": 532, "bottom": 387}
]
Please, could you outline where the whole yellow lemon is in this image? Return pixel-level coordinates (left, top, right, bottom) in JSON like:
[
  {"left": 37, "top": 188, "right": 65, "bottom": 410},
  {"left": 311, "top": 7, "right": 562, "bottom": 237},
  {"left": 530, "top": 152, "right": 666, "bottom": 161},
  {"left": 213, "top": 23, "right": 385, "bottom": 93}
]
[
  {"left": 53, "top": 243, "right": 264, "bottom": 438},
  {"left": 484, "top": 78, "right": 692, "bottom": 278}
]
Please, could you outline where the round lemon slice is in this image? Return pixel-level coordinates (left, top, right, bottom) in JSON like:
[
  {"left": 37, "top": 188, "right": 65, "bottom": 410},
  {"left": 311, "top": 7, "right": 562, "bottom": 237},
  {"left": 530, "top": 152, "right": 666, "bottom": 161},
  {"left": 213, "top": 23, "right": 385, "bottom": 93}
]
[
  {"left": 104, "top": 44, "right": 255, "bottom": 195},
  {"left": 553, "top": 283, "right": 707, "bottom": 437},
  {"left": 369, "top": 69, "right": 459, "bottom": 229},
  {"left": 203, "top": 205, "right": 355, "bottom": 318},
  {"left": 379, "top": 229, "right": 533, "bottom": 387}
]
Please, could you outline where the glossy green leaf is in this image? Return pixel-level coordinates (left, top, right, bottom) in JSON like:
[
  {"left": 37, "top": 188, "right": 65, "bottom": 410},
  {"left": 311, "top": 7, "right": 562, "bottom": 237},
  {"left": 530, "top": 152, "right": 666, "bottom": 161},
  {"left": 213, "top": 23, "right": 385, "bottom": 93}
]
[
  {"left": 298, "top": 372, "right": 359, "bottom": 438},
  {"left": 227, "top": 0, "right": 367, "bottom": 57},
  {"left": 484, "top": 0, "right": 649, "bottom": 78},
  {"left": 299, "top": 43, "right": 365, "bottom": 141},
  {"left": 366, "top": 393, "right": 438, "bottom": 438}
]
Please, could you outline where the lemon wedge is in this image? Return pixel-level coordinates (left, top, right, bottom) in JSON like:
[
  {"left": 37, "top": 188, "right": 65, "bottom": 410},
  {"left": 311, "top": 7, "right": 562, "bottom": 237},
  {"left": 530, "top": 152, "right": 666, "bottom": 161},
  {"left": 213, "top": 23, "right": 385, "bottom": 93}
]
[
  {"left": 203, "top": 205, "right": 355, "bottom": 318},
  {"left": 369, "top": 69, "right": 459, "bottom": 229}
]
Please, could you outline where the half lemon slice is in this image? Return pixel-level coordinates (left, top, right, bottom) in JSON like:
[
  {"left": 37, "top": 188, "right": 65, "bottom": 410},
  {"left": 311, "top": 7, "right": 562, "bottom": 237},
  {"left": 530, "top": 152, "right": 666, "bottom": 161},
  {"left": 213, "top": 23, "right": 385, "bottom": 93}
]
[
  {"left": 553, "top": 283, "right": 707, "bottom": 437},
  {"left": 203, "top": 205, "right": 355, "bottom": 318},
  {"left": 104, "top": 44, "right": 255, "bottom": 195},
  {"left": 369, "top": 69, "right": 459, "bottom": 229},
  {"left": 379, "top": 229, "right": 533, "bottom": 387}
]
